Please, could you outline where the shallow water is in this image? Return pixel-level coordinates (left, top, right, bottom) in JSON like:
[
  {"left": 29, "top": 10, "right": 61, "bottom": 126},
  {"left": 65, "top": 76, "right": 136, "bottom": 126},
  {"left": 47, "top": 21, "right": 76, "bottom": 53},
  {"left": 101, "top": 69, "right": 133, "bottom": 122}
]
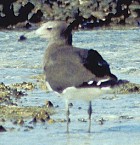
[{"left": 0, "top": 28, "right": 140, "bottom": 145}]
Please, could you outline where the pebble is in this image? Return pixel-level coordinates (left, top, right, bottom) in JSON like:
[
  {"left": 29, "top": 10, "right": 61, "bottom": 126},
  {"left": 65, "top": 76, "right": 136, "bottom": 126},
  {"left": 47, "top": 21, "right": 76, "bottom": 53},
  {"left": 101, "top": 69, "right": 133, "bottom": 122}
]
[
  {"left": 98, "top": 118, "right": 106, "bottom": 125},
  {"left": 78, "top": 118, "right": 87, "bottom": 122},
  {"left": 68, "top": 103, "right": 73, "bottom": 107},
  {"left": 78, "top": 107, "right": 82, "bottom": 110}
]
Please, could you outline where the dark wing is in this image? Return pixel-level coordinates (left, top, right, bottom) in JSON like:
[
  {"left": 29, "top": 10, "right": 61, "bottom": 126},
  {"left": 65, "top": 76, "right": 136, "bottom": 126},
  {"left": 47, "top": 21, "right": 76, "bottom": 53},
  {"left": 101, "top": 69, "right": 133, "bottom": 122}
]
[
  {"left": 83, "top": 49, "right": 111, "bottom": 77},
  {"left": 44, "top": 46, "right": 117, "bottom": 93},
  {"left": 79, "top": 49, "right": 118, "bottom": 88}
]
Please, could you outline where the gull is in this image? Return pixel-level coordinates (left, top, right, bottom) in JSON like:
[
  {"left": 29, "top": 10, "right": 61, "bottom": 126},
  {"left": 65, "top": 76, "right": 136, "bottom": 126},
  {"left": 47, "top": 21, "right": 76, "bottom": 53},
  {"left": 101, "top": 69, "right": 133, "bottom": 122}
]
[{"left": 35, "top": 20, "right": 120, "bottom": 133}]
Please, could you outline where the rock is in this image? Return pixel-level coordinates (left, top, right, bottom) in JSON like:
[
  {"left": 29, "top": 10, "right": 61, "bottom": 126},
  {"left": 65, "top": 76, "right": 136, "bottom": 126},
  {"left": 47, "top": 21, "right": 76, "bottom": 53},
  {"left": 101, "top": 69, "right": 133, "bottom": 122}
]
[
  {"left": 45, "top": 100, "right": 54, "bottom": 108},
  {"left": 98, "top": 118, "right": 106, "bottom": 125},
  {"left": 25, "top": 22, "right": 32, "bottom": 29},
  {"left": 31, "top": 117, "right": 37, "bottom": 124},
  {"left": 33, "top": 110, "right": 50, "bottom": 122},
  {"left": 0, "top": 125, "right": 6, "bottom": 132},
  {"left": 0, "top": 0, "right": 139, "bottom": 28},
  {"left": 0, "top": 82, "right": 36, "bottom": 104},
  {"left": 12, "top": 89, "right": 25, "bottom": 98},
  {"left": 68, "top": 103, "right": 73, "bottom": 107},
  {"left": 78, "top": 107, "right": 82, "bottom": 110},
  {"left": 129, "top": 86, "right": 139, "bottom": 93},
  {"left": 115, "top": 82, "right": 140, "bottom": 94},
  {"left": 11, "top": 82, "right": 36, "bottom": 90},
  {"left": 29, "top": 9, "right": 43, "bottom": 23},
  {"left": 17, "top": 2, "right": 35, "bottom": 22},
  {"left": 18, "top": 35, "right": 27, "bottom": 41},
  {"left": 13, "top": 118, "right": 24, "bottom": 125}
]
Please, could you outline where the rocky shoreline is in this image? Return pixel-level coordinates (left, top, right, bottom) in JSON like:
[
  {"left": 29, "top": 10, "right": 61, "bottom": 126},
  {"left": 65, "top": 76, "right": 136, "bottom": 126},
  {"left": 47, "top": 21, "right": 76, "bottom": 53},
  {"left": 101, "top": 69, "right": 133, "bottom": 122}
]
[
  {"left": 0, "top": 76, "right": 140, "bottom": 132},
  {"left": 0, "top": 0, "right": 140, "bottom": 29}
]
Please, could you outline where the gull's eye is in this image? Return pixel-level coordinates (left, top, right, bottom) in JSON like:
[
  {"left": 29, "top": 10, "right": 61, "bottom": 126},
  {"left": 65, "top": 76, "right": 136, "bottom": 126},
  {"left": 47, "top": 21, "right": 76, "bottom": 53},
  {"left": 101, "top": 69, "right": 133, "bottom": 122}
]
[{"left": 47, "top": 27, "right": 52, "bottom": 31}]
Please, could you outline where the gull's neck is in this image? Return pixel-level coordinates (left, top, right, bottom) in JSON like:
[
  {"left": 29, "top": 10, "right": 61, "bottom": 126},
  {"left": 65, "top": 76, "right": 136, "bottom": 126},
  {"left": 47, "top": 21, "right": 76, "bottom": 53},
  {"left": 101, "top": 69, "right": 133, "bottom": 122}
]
[{"left": 48, "top": 33, "right": 72, "bottom": 46}]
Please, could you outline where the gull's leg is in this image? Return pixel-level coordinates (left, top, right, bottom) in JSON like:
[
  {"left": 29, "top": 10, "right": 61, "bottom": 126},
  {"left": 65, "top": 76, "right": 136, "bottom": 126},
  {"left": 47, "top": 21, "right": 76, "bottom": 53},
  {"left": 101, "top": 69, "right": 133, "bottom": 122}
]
[
  {"left": 65, "top": 99, "right": 70, "bottom": 133},
  {"left": 88, "top": 101, "right": 92, "bottom": 133}
]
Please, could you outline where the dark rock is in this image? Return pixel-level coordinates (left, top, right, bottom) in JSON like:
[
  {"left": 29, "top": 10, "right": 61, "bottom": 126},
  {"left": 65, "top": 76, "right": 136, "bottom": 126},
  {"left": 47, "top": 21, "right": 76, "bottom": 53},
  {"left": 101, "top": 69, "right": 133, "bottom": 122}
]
[
  {"left": 98, "top": 118, "right": 106, "bottom": 125},
  {"left": 29, "top": 10, "right": 43, "bottom": 23},
  {"left": 135, "top": 9, "right": 140, "bottom": 17},
  {"left": 137, "top": 20, "right": 140, "bottom": 26},
  {"left": 25, "top": 22, "right": 32, "bottom": 29},
  {"left": 17, "top": 2, "right": 35, "bottom": 22},
  {"left": 25, "top": 125, "right": 34, "bottom": 130},
  {"left": 12, "top": 89, "right": 25, "bottom": 98},
  {"left": 31, "top": 117, "right": 37, "bottom": 124},
  {"left": 18, "top": 35, "right": 27, "bottom": 41},
  {"left": 0, "top": 0, "right": 139, "bottom": 29},
  {"left": 78, "top": 107, "right": 82, "bottom": 110},
  {"left": 0, "top": 125, "right": 6, "bottom": 132},
  {"left": 68, "top": 103, "right": 73, "bottom": 107},
  {"left": 45, "top": 100, "right": 54, "bottom": 108},
  {"left": 55, "top": 105, "right": 59, "bottom": 108},
  {"left": 0, "top": 2, "right": 17, "bottom": 27}
]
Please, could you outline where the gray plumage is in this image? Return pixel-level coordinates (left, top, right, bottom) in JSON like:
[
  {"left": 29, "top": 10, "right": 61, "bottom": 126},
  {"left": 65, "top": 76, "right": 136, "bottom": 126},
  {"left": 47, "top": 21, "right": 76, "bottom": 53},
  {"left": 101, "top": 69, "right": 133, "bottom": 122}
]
[
  {"left": 36, "top": 21, "right": 117, "bottom": 93},
  {"left": 35, "top": 20, "right": 118, "bottom": 133}
]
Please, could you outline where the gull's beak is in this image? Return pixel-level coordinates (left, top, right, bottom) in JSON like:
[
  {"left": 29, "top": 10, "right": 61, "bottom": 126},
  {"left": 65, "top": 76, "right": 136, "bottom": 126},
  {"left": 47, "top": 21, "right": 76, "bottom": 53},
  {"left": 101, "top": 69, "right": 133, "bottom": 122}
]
[
  {"left": 18, "top": 30, "right": 39, "bottom": 41},
  {"left": 18, "top": 24, "right": 47, "bottom": 41},
  {"left": 18, "top": 31, "right": 37, "bottom": 41}
]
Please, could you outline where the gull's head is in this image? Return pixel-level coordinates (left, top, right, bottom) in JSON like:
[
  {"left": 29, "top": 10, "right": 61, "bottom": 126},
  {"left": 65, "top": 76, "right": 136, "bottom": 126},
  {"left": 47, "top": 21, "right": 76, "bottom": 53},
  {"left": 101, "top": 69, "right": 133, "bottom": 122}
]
[
  {"left": 35, "top": 21, "right": 69, "bottom": 40},
  {"left": 18, "top": 21, "right": 73, "bottom": 45}
]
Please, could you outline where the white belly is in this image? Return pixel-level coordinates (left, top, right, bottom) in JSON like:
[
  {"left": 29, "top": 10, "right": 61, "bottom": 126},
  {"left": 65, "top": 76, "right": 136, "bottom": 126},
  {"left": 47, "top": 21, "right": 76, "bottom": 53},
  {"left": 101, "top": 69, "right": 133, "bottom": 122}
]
[{"left": 61, "top": 86, "right": 113, "bottom": 101}]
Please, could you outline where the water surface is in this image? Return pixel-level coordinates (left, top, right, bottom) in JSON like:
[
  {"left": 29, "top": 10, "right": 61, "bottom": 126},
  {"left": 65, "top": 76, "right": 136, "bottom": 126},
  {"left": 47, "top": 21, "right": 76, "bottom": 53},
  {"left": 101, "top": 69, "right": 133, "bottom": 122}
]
[{"left": 0, "top": 28, "right": 140, "bottom": 145}]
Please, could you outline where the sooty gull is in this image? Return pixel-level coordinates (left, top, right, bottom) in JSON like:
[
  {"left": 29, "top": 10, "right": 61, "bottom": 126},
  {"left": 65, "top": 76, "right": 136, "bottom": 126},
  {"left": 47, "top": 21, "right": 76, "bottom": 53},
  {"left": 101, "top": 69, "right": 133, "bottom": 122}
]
[{"left": 35, "top": 20, "right": 120, "bottom": 133}]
